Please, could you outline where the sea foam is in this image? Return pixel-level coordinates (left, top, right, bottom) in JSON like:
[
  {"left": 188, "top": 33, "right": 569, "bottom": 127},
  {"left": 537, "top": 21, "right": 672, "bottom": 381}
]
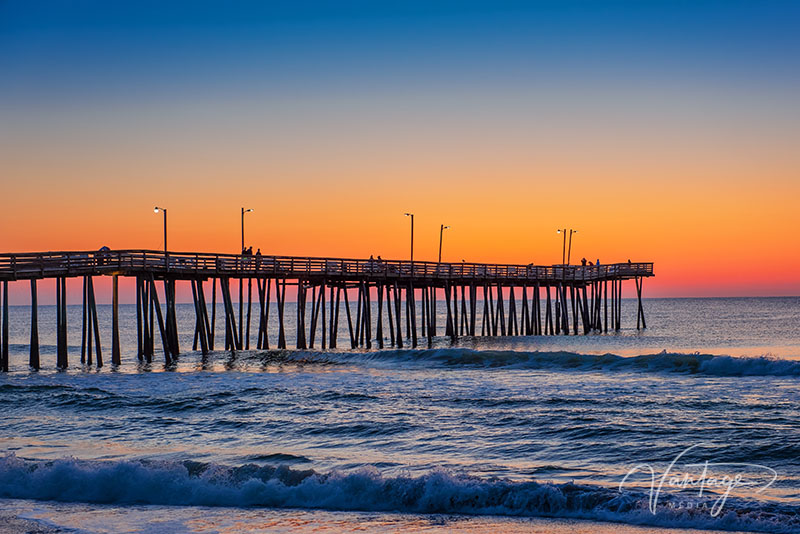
[{"left": 0, "top": 455, "right": 796, "bottom": 533}]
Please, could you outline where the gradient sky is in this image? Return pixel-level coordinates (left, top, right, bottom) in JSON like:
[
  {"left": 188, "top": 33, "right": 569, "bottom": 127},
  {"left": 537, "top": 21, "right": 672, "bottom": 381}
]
[{"left": 1, "top": 0, "right": 799, "bottom": 300}]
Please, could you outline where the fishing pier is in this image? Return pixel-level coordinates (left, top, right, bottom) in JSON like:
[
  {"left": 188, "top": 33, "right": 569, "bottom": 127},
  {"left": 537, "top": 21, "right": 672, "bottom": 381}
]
[{"left": 0, "top": 250, "right": 653, "bottom": 370}]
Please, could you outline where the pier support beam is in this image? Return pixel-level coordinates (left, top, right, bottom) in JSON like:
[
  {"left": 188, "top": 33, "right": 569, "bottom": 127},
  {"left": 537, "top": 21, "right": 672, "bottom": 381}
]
[
  {"left": 1, "top": 281, "right": 8, "bottom": 372},
  {"left": 275, "top": 278, "right": 287, "bottom": 350},
  {"left": 56, "top": 277, "right": 68, "bottom": 369},
  {"left": 636, "top": 276, "right": 647, "bottom": 329},
  {"left": 256, "top": 278, "right": 270, "bottom": 350},
  {"left": 393, "top": 282, "right": 403, "bottom": 348},
  {"left": 112, "top": 275, "right": 121, "bottom": 365},
  {"left": 30, "top": 280, "right": 39, "bottom": 369},
  {"left": 88, "top": 277, "right": 102, "bottom": 366}
]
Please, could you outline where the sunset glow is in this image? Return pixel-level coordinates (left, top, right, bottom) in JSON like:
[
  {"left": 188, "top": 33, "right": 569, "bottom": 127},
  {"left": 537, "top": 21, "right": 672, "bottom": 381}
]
[{"left": 1, "top": 1, "right": 798, "bottom": 299}]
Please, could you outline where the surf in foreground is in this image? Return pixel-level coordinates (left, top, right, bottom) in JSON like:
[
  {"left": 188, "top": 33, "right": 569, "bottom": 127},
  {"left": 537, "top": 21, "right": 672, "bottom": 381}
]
[{"left": 1, "top": 455, "right": 798, "bottom": 534}]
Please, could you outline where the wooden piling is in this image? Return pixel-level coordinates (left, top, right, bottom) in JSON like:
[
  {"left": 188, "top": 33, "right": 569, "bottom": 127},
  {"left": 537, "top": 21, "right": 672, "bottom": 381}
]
[
  {"left": 581, "top": 284, "right": 590, "bottom": 335},
  {"left": 425, "top": 286, "right": 433, "bottom": 346},
  {"left": 363, "top": 281, "right": 372, "bottom": 349},
  {"left": 220, "top": 277, "right": 240, "bottom": 353},
  {"left": 2, "top": 280, "right": 8, "bottom": 372},
  {"left": 507, "top": 286, "right": 517, "bottom": 336},
  {"left": 545, "top": 285, "right": 553, "bottom": 335},
  {"left": 376, "top": 282, "right": 384, "bottom": 348},
  {"left": 149, "top": 278, "right": 171, "bottom": 362},
  {"left": 111, "top": 275, "right": 120, "bottom": 365},
  {"left": 29, "top": 280, "right": 40, "bottom": 369},
  {"left": 238, "top": 278, "right": 244, "bottom": 350},
  {"left": 257, "top": 278, "right": 271, "bottom": 349},
  {"left": 320, "top": 280, "right": 327, "bottom": 350},
  {"left": 445, "top": 282, "right": 455, "bottom": 342},
  {"left": 460, "top": 285, "right": 468, "bottom": 337},
  {"left": 616, "top": 278, "right": 622, "bottom": 330},
  {"left": 355, "top": 284, "right": 363, "bottom": 346},
  {"left": 136, "top": 277, "right": 143, "bottom": 360},
  {"left": 56, "top": 277, "right": 68, "bottom": 369},
  {"left": 296, "top": 281, "right": 307, "bottom": 349},
  {"left": 276, "top": 278, "right": 287, "bottom": 349},
  {"left": 211, "top": 278, "right": 217, "bottom": 350},
  {"left": 393, "top": 282, "right": 403, "bottom": 348},
  {"left": 469, "top": 284, "right": 477, "bottom": 336},
  {"left": 570, "top": 285, "right": 579, "bottom": 335},
  {"left": 431, "top": 285, "right": 436, "bottom": 336},
  {"left": 419, "top": 285, "right": 426, "bottom": 339},
  {"left": 81, "top": 276, "right": 88, "bottom": 364},
  {"left": 385, "top": 283, "right": 394, "bottom": 346},
  {"left": 88, "top": 277, "right": 102, "bottom": 366},
  {"left": 408, "top": 283, "right": 418, "bottom": 347},
  {"left": 330, "top": 285, "right": 340, "bottom": 349},
  {"left": 636, "top": 276, "right": 646, "bottom": 329},
  {"left": 343, "top": 286, "right": 356, "bottom": 349},
  {"left": 191, "top": 280, "right": 209, "bottom": 356},
  {"left": 246, "top": 278, "right": 253, "bottom": 350},
  {"left": 309, "top": 284, "right": 320, "bottom": 348}
]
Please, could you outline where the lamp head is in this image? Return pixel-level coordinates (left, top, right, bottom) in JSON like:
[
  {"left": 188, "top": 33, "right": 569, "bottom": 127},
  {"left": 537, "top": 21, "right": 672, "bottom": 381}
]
[
  {"left": 404, "top": 213, "right": 412, "bottom": 217},
  {"left": 154, "top": 207, "right": 159, "bottom": 213},
  {"left": 557, "top": 229, "right": 562, "bottom": 234}
]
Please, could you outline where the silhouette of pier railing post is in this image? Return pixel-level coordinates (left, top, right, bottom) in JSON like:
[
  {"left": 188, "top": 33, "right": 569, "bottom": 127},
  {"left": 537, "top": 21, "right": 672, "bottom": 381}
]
[{"left": 0, "top": 250, "right": 653, "bottom": 370}]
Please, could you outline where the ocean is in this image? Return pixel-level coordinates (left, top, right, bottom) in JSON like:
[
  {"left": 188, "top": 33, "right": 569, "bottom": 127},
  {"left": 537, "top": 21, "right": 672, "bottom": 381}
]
[{"left": 0, "top": 297, "right": 798, "bottom": 533}]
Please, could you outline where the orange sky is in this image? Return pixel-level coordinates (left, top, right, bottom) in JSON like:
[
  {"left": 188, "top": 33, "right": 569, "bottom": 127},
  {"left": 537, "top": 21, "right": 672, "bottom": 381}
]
[{"left": 2, "top": 5, "right": 799, "bottom": 301}]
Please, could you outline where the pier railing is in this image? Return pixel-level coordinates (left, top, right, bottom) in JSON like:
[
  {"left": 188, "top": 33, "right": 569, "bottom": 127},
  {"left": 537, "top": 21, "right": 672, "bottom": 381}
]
[{"left": 0, "top": 249, "right": 653, "bottom": 283}]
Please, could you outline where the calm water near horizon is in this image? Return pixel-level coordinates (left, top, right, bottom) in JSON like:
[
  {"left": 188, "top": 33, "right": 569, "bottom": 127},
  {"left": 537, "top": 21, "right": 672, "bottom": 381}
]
[{"left": 1, "top": 297, "right": 798, "bottom": 533}]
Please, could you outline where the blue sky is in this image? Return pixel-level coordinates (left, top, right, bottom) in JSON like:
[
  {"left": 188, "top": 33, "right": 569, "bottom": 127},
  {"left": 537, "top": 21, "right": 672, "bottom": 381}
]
[{"left": 2, "top": 1, "right": 798, "bottom": 106}]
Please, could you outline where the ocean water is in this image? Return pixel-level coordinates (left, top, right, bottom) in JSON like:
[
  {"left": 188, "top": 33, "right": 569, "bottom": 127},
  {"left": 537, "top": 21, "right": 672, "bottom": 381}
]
[{"left": 0, "top": 296, "right": 798, "bottom": 533}]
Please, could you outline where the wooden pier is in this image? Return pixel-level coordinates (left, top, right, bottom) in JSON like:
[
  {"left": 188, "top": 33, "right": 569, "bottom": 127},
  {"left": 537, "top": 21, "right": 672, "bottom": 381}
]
[{"left": 0, "top": 250, "right": 654, "bottom": 370}]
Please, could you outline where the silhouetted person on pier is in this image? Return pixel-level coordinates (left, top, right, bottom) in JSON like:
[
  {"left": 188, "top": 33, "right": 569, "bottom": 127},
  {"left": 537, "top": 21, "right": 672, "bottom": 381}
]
[
  {"left": 96, "top": 246, "right": 110, "bottom": 266},
  {"left": 581, "top": 258, "right": 587, "bottom": 266},
  {"left": 255, "top": 249, "right": 262, "bottom": 270}
]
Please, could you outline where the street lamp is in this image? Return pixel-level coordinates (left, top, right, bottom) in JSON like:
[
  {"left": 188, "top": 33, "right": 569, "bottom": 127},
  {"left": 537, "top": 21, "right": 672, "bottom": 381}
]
[
  {"left": 241, "top": 207, "right": 254, "bottom": 252},
  {"left": 239, "top": 207, "right": 254, "bottom": 348},
  {"left": 556, "top": 228, "right": 578, "bottom": 265},
  {"left": 438, "top": 225, "right": 450, "bottom": 263},
  {"left": 154, "top": 207, "right": 168, "bottom": 255},
  {"left": 404, "top": 213, "right": 414, "bottom": 263}
]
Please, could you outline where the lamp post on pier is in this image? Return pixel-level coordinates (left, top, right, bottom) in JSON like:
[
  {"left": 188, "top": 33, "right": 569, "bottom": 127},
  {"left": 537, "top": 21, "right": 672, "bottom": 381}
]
[
  {"left": 154, "top": 207, "right": 168, "bottom": 264},
  {"left": 404, "top": 213, "right": 414, "bottom": 265},
  {"left": 557, "top": 228, "right": 578, "bottom": 265},
  {"left": 241, "top": 208, "right": 253, "bottom": 253},
  {"left": 438, "top": 224, "right": 450, "bottom": 263},
  {"left": 239, "top": 208, "right": 254, "bottom": 350}
]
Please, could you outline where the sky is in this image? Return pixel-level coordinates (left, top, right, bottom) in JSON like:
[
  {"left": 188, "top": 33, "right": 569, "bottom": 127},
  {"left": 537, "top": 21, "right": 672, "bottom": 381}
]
[{"left": 1, "top": 0, "right": 799, "bottom": 301}]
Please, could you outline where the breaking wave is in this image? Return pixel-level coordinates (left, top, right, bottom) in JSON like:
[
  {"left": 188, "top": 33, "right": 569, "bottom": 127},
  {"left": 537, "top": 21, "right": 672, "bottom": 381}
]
[
  {"left": 255, "top": 348, "right": 800, "bottom": 377},
  {"left": 0, "top": 455, "right": 797, "bottom": 533}
]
